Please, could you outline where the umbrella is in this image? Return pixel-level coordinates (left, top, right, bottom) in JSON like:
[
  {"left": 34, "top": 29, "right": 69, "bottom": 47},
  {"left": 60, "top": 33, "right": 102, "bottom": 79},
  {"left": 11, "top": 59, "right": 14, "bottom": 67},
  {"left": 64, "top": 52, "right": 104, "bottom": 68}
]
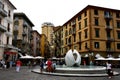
[
  {"left": 34, "top": 56, "right": 44, "bottom": 59},
  {"left": 115, "top": 58, "right": 120, "bottom": 60},
  {"left": 105, "top": 57, "right": 116, "bottom": 60},
  {"left": 20, "top": 54, "right": 34, "bottom": 59},
  {"left": 95, "top": 57, "right": 106, "bottom": 60}
]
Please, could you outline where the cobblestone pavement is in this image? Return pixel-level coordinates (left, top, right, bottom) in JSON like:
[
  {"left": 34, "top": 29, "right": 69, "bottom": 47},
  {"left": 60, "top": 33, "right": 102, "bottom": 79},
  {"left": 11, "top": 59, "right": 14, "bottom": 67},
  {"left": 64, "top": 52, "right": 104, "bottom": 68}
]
[{"left": 0, "top": 66, "right": 120, "bottom": 80}]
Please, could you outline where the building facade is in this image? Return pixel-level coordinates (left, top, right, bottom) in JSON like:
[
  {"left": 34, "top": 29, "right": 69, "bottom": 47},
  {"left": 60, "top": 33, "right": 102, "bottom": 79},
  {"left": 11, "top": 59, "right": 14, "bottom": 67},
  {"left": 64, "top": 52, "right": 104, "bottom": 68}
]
[
  {"left": 42, "top": 22, "right": 54, "bottom": 45},
  {"left": 13, "top": 13, "right": 34, "bottom": 56},
  {"left": 31, "top": 30, "right": 41, "bottom": 56},
  {"left": 0, "top": 0, "right": 16, "bottom": 61},
  {"left": 59, "top": 5, "right": 120, "bottom": 60}
]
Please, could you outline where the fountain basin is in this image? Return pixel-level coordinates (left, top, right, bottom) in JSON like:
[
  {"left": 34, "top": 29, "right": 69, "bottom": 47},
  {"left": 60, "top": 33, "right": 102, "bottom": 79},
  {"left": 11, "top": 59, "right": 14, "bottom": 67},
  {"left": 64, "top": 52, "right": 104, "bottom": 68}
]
[{"left": 54, "top": 65, "right": 106, "bottom": 74}]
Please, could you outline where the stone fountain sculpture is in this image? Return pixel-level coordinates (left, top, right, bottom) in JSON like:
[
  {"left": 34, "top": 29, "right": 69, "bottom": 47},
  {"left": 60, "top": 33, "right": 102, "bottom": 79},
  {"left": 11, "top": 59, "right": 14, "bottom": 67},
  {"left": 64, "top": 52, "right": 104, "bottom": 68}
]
[{"left": 65, "top": 49, "right": 81, "bottom": 67}]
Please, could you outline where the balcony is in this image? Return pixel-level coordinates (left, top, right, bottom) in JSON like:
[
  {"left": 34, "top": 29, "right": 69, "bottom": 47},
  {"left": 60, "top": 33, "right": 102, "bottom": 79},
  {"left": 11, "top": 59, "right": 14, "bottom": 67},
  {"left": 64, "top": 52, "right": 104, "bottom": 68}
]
[
  {"left": 22, "top": 40, "right": 26, "bottom": 45},
  {"left": 14, "top": 26, "right": 19, "bottom": 31},
  {"left": 6, "top": 31, "right": 12, "bottom": 36},
  {"left": 68, "top": 42, "right": 72, "bottom": 46},
  {"left": 105, "top": 25, "right": 113, "bottom": 30},
  {"left": 0, "top": 40, "right": 4, "bottom": 48},
  {"left": 0, "top": 8, "right": 7, "bottom": 17},
  {"left": 22, "top": 31, "right": 27, "bottom": 36},
  {"left": 106, "top": 48, "right": 114, "bottom": 52},
  {"left": 107, "top": 37, "right": 114, "bottom": 41},
  {"left": 23, "top": 22, "right": 27, "bottom": 27},
  {"left": 0, "top": 24, "right": 7, "bottom": 32},
  {"left": 104, "top": 15, "right": 112, "bottom": 19}
]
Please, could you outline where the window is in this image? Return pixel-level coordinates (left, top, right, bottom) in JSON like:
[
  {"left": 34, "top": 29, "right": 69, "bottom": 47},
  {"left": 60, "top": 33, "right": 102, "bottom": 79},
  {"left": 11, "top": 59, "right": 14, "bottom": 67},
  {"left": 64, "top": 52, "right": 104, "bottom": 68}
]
[
  {"left": 95, "top": 29, "right": 99, "bottom": 38},
  {"left": 14, "top": 21, "right": 19, "bottom": 25},
  {"left": 94, "top": 9, "right": 98, "bottom": 15},
  {"left": 117, "top": 31, "right": 120, "bottom": 39},
  {"left": 117, "top": 21, "right": 120, "bottom": 28},
  {"left": 104, "top": 11, "right": 110, "bottom": 16},
  {"left": 79, "top": 32, "right": 81, "bottom": 41},
  {"left": 84, "top": 18, "right": 87, "bottom": 27},
  {"left": 78, "top": 15, "right": 81, "bottom": 21},
  {"left": 65, "top": 30, "right": 68, "bottom": 36},
  {"left": 7, "top": 23, "right": 10, "bottom": 31},
  {"left": 107, "top": 31, "right": 111, "bottom": 38},
  {"left": 94, "top": 42, "right": 99, "bottom": 48},
  {"left": 79, "top": 22, "right": 81, "bottom": 30},
  {"left": 65, "top": 38, "right": 67, "bottom": 44},
  {"left": 85, "top": 42, "right": 88, "bottom": 49},
  {"left": 84, "top": 29, "right": 88, "bottom": 38},
  {"left": 95, "top": 18, "right": 99, "bottom": 26},
  {"left": 106, "top": 20, "right": 110, "bottom": 26},
  {"left": 84, "top": 11, "right": 87, "bottom": 17},
  {"left": 79, "top": 42, "right": 81, "bottom": 50},
  {"left": 0, "top": 18, "right": 1, "bottom": 24},
  {"left": 7, "top": 37, "right": 9, "bottom": 44},
  {"left": 69, "top": 28, "right": 72, "bottom": 35},
  {"left": 8, "top": 10, "right": 11, "bottom": 17},
  {"left": 117, "top": 43, "right": 120, "bottom": 49},
  {"left": 73, "top": 35, "right": 76, "bottom": 42},
  {"left": 116, "top": 13, "right": 120, "bottom": 18}
]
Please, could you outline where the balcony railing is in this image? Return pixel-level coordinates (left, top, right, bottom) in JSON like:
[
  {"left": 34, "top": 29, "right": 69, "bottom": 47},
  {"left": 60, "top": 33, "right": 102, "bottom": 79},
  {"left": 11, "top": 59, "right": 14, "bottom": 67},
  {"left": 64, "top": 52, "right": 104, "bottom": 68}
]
[
  {"left": 106, "top": 48, "right": 114, "bottom": 52},
  {"left": 107, "top": 37, "right": 114, "bottom": 41},
  {"left": 104, "top": 15, "right": 112, "bottom": 19},
  {"left": 22, "top": 31, "right": 27, "bottom": 36},
  {"left": 23, "top": 22, "right": 27, "bottom": 27},
  {"left": 0, "top": 24, "right": 7, "bottom": 32},
  {"left": 0, "top": 8, "right": 7, "bottom": 17},
  {"left": 105, "top": 25, "right": 113, "bottom": 30},
  {"left": 6, "top": 31, "right": 12, "bottom": 36}
]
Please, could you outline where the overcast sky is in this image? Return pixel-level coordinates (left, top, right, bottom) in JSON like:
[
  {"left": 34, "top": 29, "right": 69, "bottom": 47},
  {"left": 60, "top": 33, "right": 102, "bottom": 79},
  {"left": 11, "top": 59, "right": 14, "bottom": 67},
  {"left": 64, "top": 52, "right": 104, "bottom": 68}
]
[{"left": 10, "top": 0, "right": 120, "bottom": 33}]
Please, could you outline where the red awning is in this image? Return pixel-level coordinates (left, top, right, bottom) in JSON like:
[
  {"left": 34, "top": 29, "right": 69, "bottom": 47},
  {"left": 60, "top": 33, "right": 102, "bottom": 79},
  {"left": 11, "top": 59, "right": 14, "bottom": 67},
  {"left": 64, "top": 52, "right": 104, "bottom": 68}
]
[{"left": 4, "top": 51, "right": 17, "bottom": 55}]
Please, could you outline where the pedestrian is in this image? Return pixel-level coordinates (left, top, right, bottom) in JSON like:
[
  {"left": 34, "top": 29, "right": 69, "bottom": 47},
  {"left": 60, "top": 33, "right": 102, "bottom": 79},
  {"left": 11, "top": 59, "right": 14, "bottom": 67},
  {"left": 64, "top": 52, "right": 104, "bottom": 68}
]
[
  {"left": 28, "top": 61, "right": 31, "bottom": 69},
  {"left": 52, "top": 61, "right": 56, "bottom": 72},
  {"left": 0, "top": 60, "right": 6, "bottom": 69},
  {"left": 10, "top": 60, "right": 13, "bottom": 68},
  {"left": 106, "top": 61, "right": 113, "bottom": 78},
  {"left": 46, "top": 59, "right": 52, "bottom": 72},
  {"left": 16, "top": 59, "right": 22, "bottom": 72},
  {"left": 40, "top": 60, "right": 44, "bottom": 73}
]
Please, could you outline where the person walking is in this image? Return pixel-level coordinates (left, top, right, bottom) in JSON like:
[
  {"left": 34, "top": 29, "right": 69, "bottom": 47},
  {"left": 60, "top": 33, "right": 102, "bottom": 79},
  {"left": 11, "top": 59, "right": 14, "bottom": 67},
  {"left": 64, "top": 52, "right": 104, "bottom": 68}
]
[
  {"left": 40, "top": 60, "right": 44, "bottom": 73},
  {"left": 46, "top": 59, "right": 52, "bottom": 72},
  {"left": 16, "top": 59, "right": 22, "bottom": 72},
  {"left": 106, "top": 61, "right": 113, "bottom": 79}
]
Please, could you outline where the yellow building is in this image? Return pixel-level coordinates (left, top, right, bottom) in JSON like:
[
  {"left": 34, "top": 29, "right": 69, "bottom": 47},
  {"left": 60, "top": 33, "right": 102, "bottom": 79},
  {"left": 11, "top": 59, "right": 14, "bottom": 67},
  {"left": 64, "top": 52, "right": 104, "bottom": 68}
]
[
  {"left": 60, "top": 5, "right": 120, "bottom": 58},
  {"left": 40, "top": 34, "right": 51, "bottom": 58}
]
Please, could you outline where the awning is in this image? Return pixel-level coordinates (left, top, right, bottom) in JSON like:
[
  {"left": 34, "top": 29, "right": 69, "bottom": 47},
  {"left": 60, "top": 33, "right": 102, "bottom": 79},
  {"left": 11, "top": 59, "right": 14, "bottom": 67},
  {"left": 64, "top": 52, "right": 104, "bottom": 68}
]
[
  {"left": 4, "top": 51, "right": 17, "bottom": 55},
  {"left": 34, "top": 56, "right": 44, "bottom": 59}
]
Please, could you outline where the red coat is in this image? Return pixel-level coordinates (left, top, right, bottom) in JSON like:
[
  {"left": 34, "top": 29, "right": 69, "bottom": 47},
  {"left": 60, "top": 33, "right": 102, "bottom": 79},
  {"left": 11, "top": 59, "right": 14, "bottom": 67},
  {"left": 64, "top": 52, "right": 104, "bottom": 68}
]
[
  {"left": 16, "top": 60, "right": 22, "bottom": 66},
  {"left": 47, "top": 60, "right": 52, "bottom": 67}
]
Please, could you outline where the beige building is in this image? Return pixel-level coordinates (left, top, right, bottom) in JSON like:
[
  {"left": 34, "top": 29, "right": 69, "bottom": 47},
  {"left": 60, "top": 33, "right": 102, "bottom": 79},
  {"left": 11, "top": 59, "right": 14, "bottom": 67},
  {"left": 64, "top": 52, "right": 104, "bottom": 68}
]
[
  {"left": 56, "top": 5, "right": 120, "bottom": 60},
  {"left": 0, "top": 0, "right": 16, "bottom": 60},
  {"left": 42, "top": 22, "right": 54, "bottom": 45},
  {"left": 13, "top": 13, "right": 34, "bottom": 56}
]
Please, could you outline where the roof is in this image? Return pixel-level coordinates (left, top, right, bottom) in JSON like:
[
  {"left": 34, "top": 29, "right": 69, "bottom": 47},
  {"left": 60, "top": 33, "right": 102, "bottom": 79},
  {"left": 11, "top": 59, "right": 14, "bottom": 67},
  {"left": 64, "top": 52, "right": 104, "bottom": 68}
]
[
  {"left": 8, "top": 0, "right": 16, "bottom": 9},
  {"left": 14, "top": 12, "right": 34, "bottom": 26},
  {"left": 62, "top": 5, "right": 120, "bottom": 26},
  {"left": 53, "top": 26, "right": 62, "bottom": 33}
]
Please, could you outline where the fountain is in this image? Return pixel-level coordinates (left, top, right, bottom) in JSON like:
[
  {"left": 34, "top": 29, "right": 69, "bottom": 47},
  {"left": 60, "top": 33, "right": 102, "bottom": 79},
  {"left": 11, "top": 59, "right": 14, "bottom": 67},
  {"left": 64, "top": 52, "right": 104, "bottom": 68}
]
[{"left": 32, "top": 49, "right": 119, "bottom": 77}]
